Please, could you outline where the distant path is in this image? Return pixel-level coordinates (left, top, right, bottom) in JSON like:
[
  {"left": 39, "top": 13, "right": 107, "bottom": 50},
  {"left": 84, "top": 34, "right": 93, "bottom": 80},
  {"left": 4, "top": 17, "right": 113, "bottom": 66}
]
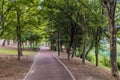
[{"left": 23, "top": 46, "right": 74, "bottom": 80}]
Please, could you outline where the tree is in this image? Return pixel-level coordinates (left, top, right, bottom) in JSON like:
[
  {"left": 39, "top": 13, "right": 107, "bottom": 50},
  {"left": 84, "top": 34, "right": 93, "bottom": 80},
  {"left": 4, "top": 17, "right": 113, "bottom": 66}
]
[
  {"left": 101, "top": 0, "right": 119, "bottom": 79},
  {"left": 0, "top": 0, "right": 13, "bottom": 46},
  {"left": 0, "top": 0, "right": 41, "bottom": 60}
]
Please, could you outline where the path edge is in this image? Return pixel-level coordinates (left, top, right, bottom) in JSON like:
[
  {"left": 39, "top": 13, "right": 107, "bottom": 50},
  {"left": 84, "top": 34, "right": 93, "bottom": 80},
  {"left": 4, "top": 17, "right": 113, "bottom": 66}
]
[
  {"left": 23, "top": 52, "right": 38, "bottom": 80},
  {"left": 51, "top": 52, "right": 76, "bottom": 80}
]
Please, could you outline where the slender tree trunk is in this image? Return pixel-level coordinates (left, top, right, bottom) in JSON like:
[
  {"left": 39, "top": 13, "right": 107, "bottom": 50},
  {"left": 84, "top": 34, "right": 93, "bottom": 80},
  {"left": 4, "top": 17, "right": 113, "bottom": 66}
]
[
  {"left": 2, "top": 39, "right": 6, "bottom": 46},
  {"left": 17, "top": 24, "right": 21, "bottom": 60},
  {"left": 50, "top": 41, "right": 52, "bottom": 50},
  {"left": 60, "top": 40, "right": 63, "bottom": 52},
  {"left": 20, "top": 37, "right": 23, "bottom": 56},
  {"left": 95, "top": 40, "right": 99, "bottom": 66},
  {"left": 85, "top": 39, "right": 94, "bottom": 58},
  {"left": 17, "top": 38, "right": 21, "bottom": 61},
  {"left": 67, "top": 39, "right": 73, "bottom": 59},
  {"left": 79, "top": 45, "right": 82, "bottom": 58},
  {"left": 95, "top": 28, "right": 99, "bottom": 66},
  {"left": 7, "top": 40, "right": 10, "bottom": 45},
  {"left": 16, "top": 3, "right": 21, "bottom": 61},
  {"left": 95, "top": 27, "right": 102, "bottom": 67},
  {"left": 82, "top": 30, "right": 86, "bottom": 65},
  {"left": 82, "top": 15, "right": 87, "bottom": 65},
  {"left": 17, "top": 25, "right": 21, "bottom": 60},
  {"left": 71, "top": 42, "right": 77, "bottom": 58},
  {"left": 57, "top": 31, "right": 60, "bottom": 56},
  {"left": 71, "top": 47, "right": 76, "bottom": 58},
  {"left": 30, "top": 41, "right": 32, "bottom": 50},
  {"left": 74, "top": 49, "right": 77, "bottom": 56}
]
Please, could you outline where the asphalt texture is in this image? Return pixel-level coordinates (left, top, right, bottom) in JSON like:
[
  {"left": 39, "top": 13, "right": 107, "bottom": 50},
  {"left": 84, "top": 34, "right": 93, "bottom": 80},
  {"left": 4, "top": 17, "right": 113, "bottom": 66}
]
[{"left": 24, "top": 47, "right": 73, "bottom": 80}]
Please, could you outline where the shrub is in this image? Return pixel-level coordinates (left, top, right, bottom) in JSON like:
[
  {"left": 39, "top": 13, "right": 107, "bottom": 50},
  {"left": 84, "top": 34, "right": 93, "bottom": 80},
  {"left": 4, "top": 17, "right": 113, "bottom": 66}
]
[
  {"left": 117, "top": 58, "right": 120, "bottom": 70},
  {"left": 86, "top": 54, "right": 95, "bottom": 63},
  {"left": 101, "top": 56, "right": 110, "bottom": 67},
  {"left": 51, "top": 45, "right": 56, "bottom": 51}
]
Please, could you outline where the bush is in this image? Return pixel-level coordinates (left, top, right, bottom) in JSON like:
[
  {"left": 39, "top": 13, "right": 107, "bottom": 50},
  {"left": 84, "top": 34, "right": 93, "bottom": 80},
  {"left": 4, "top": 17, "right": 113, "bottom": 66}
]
[
  {"left": 51, "top": 45, "right": 56, "bottom": 51},
  {"left": 101, "top": 56, "right": 110, "bottom": 67},
  {"left": 86, "top": 54, "right": 95, "bottom": 62},
  {"left": 117, "top": 58, "right": 120, "bottom": 70}
]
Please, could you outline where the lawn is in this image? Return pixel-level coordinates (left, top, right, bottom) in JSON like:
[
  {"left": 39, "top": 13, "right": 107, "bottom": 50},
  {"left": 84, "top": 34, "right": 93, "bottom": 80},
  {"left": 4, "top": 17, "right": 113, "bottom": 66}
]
[
  {"left": 0, "top": 46, "right": 35, "bottom": 80},
  {"left": 0, "top": 47, "right": 36, "bottom": 56}
]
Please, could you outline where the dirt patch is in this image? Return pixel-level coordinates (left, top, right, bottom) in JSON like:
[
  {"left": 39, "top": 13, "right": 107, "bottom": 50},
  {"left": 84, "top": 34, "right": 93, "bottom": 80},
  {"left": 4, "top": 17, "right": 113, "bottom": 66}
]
[
  {"left": 52, "top": 52, "right": 115, "bottom": 80},
  {"left": 0, "top": 55, "right": 33, "bottom": 80}
]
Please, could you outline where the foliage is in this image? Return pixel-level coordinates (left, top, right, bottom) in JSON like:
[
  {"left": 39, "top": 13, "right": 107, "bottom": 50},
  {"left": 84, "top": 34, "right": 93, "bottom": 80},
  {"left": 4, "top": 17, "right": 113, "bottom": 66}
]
[{"left": 86, "top": 54, "right": 95, "bottom": 63}]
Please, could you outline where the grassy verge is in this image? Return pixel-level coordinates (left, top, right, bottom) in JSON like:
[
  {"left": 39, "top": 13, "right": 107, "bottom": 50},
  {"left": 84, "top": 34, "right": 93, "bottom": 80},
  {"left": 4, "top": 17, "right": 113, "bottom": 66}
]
[
  {"left": 0, "top": 46, "right": 35, "bottom": 80},
  {"left": 0, "top": 47, "right": 35, "bottom": 56}
]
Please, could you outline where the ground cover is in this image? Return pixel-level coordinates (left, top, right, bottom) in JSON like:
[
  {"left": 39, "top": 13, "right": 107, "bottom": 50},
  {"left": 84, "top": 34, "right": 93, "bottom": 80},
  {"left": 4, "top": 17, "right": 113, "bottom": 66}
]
[
  {"left": 0, "top": 46, "right": 35, "bottom": 80},
  {"left": 52, "top": 51, "right": 115, "bottom": 80}
]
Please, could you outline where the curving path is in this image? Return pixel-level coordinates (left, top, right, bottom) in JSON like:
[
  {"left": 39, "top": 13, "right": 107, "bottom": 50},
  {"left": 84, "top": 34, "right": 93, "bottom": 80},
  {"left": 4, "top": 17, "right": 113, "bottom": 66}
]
[{"left": 23, "top": 46, "right": 74, "bottom": 80}]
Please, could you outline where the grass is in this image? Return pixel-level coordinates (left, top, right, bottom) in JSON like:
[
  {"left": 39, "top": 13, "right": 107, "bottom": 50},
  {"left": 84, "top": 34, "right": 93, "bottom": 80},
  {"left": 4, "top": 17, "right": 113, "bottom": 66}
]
[
  {"left": 0, "top": 46, "right": 34, "bottom": 79},
  {"left": 0, "top": 47, "right": 36, "bottom": 56},
  {"left": 75, "top": 48, "right": 112, "bottom": 70}
]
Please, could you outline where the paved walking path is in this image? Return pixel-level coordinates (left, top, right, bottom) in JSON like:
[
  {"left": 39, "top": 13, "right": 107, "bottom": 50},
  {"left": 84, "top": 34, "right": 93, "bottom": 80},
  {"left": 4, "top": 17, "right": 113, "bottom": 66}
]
[{"left": 24, "top": 46, "right": 74, "bottom": 80}]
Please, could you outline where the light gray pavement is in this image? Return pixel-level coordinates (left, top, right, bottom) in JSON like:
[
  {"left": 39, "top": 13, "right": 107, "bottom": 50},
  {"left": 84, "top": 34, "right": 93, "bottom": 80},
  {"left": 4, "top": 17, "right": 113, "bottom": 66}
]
[{"left": 24, "top": 46, "right": 74, "bottom": 80}]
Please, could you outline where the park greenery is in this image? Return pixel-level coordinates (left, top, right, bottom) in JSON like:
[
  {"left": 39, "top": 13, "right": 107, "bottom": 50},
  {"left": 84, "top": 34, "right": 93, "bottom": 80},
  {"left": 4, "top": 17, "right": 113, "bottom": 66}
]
[{"left": 0, "top": 0, "right": 120, "bottom": 79}]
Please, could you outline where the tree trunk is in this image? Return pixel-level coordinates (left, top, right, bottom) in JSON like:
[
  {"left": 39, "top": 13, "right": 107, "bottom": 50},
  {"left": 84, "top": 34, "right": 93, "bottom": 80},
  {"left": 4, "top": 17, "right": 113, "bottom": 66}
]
[
  {"left": 35, "top": 41, "right": 37, "bottom": 47},
  {"left": 17, "top": 38, "right": 21, "bottom": 61},
  {"left": 7, "top": 40, "right": 10, "bottom": 45},
  {"left": 2, "top": 39, "right": 6, "bottom": 46},
  {"left": 16, "top": 3, "right": 21, "bottom": 61},
  {"left": 95, "top": 28, "right": 98, "bottom": 66},
  {"left": 60, "top": 40, "right": 63, "bottom": 52},
  {"left": 50, "top": 41, "right": 53, "bottom": 50},
  {"left": 17, "top": 25, "right": 21, "bottom": 60},
  {"left": 67, "top": 18, "right": 77, "bottom": 59},
  {"left": 20, "top": 37, "right": 23, "bottom": 56},
  {"left": 82, "top": 30, "right": 86, "bottom": 65},
  {"left": 71, "top": 42, "right": 77, "bottom": 58},
  {"left": 71, "top": 47, "right": 76, "bottom": 58},
  {"left": 110, "top": 18, "right": 119, "bottom": 80},
  {"left": 95, "top": 40, "right": 99, "bottom": 66},
  {"left": 57, "top": 31, "right": 60, "bottom": 56},
  {"left": 67, "top": 39, "right": 73, "bottom": 59},
  {"left": 30, "top": 41, "right": 32, "bottom": 50},
  {"left": 85, "top": 39, "right": 94, "bottom": 58},
  {"left": 103, "top": 0, "right": 119, "bottom": 79},
  {"left": 82, "top": 15, "right": 87, "bottom": 65},
  {"left": 79, "top": 45, "right": 82, "bottom": 58}
]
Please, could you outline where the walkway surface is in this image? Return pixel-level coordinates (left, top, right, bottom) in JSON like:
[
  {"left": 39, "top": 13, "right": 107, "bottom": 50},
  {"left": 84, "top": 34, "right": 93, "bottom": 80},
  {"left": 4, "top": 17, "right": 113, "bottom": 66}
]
[{"left": 24, "top": 46, "right": 73, "bottom": 80}]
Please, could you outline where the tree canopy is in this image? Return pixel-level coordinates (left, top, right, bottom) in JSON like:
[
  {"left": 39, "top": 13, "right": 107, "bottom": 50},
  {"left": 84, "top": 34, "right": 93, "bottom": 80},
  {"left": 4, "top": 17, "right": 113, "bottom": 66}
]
[{"left": 0, "top": 0, "right": 120, "bottom": 79}]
